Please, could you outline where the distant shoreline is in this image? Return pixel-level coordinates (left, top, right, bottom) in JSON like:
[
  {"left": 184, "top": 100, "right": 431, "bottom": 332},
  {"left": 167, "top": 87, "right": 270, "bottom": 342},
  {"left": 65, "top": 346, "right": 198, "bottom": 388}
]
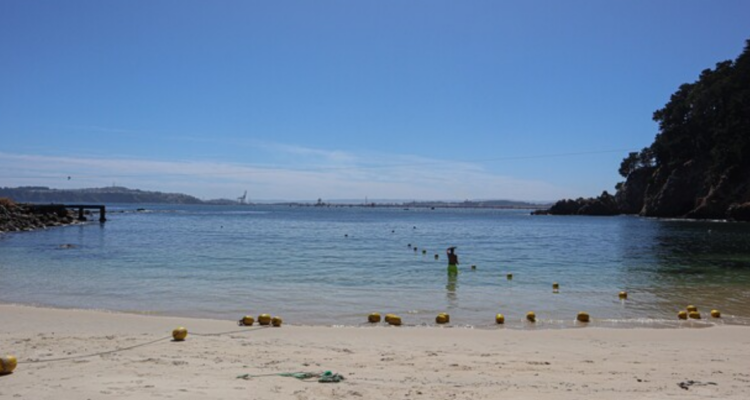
[{"left": 0, "top": 185, "right": 549, "bottom": 209}]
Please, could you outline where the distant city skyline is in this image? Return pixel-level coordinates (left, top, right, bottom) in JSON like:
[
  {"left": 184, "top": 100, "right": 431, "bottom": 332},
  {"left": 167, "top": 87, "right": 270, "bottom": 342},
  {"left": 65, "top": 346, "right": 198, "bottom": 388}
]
[{"left": 2, "top": 1, "right": 748, "bottom": 201}]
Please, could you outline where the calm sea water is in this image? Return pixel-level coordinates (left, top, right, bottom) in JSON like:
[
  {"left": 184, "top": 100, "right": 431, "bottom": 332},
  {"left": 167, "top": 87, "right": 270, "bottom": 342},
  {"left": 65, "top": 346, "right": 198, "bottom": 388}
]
[{"left": 2, "top": 205, "right": 750, "bottom": 329}]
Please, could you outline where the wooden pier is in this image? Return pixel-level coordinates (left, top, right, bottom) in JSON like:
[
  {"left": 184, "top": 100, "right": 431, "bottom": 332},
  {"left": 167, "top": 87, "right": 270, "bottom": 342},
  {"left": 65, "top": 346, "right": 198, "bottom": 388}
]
[{"left": 30, "top": 204, "right": 107, "bottom": 222}]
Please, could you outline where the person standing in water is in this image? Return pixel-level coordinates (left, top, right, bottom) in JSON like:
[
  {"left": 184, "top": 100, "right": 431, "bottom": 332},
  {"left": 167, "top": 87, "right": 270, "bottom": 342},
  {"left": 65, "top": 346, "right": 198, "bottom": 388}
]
[{"left": 447, "top": 246, "right": 459, "bottom": 275}]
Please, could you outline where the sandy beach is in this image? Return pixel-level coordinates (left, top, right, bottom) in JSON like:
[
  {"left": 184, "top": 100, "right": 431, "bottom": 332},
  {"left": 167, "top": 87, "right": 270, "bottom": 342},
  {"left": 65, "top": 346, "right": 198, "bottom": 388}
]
[{"left": 1, "top": 304, "right": 748, "bottom": 399}]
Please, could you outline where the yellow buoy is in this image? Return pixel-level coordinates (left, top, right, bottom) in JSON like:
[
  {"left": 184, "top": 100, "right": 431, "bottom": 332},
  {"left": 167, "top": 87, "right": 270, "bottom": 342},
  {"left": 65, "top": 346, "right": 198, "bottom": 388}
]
[
  {"left": 710, "top": 309, "right": 721, "bottom": 318},
  {"left": 368, "top": 312, "right": 382, "bottom": 323},
  {"left": 526, "top": 311, "right": 536, "bottom": 322},
  {"left": 507, "top": 273, "right": 513, "bottom": 280},
  {"left": 387, "top": 315, "right": 402, "bottom": 326},
  {"left": 241, "top": 315, "right": 255, "bottom": 326},
  {"left": 686, "top": 305, "right": 698, "bottom": 312},
  {"left": 577, "top": 312, "right": 590, "bottom": 323},
  {"left": 172, "top": 327, "right": 188, "bottom": 341},
  {"left": 0, "top": 355, "right": 17, "bottom": 375},
  {"left": 688, "top": 311, "right": 701, "bottom": 320},
  {"left": 495, "top": 313, "right": 505, "bottom": 324},
  {"left": 436, "top": 313, "right": 450, "bottom": 324},
  {"left": 258, "top": 313, "right": 272, "bottom": 326},
  {"left": 678, "top": 311, "right": 688, "bottom": 320},
  {"left": 271, "top": 316, "right": 283, "bottom": 327},
  {"left": 619, "top": 291, "right": 628, "bottom": 300},
  {"left": 384, "top": 313, "right": 396, "bottom": 323}
]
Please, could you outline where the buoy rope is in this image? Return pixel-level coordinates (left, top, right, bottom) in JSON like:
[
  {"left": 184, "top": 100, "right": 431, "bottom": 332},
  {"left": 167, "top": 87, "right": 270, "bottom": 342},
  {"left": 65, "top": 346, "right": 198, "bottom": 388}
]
[
  {"left": 237, "top": 371, "right": 311, "bottom": 379},
  {"left": 17, "top": 326, "right": 271, "bottom": 364},
  {"left": 191, "top": 326, "right": 271, "bottom": 336},
  {"left": 18, "top": 335, "right": 172, "bottom": 364}
]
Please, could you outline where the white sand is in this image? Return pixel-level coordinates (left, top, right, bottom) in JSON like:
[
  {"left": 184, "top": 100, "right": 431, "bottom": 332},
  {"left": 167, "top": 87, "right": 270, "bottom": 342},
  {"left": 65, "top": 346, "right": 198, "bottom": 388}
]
[{"left": 1, "top": 304, "right": 749, "bottom": 399}]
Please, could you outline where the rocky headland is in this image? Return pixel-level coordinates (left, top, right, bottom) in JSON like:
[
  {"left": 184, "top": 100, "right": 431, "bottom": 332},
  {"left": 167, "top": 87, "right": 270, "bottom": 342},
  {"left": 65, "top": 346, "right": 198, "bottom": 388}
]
[
  {"left": 535, "top": 39, "right": 750, "bottom": 221},
  {"left": 0, "top": 199, "right": 78, "bottom": 233}
]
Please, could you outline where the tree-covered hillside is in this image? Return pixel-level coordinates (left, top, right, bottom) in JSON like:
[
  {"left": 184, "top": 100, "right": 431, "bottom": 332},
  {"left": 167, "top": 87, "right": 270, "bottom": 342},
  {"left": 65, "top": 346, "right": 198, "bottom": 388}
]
[{"left": 539, "top": 39, "right": 750, "bottom": 221}]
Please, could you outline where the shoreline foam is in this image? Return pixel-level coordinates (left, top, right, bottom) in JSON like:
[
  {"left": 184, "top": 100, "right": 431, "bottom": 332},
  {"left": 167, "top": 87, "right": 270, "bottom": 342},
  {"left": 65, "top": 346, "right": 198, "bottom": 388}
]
[{"left": 3, "top": 300, "right": 744, "bottom": 331}]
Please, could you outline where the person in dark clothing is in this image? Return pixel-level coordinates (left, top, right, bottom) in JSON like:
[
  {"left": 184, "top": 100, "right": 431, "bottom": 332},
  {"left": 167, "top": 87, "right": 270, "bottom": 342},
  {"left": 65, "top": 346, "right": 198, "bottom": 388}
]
[{"left": 446, "top": 246, "right": 458, "bottom": 275}]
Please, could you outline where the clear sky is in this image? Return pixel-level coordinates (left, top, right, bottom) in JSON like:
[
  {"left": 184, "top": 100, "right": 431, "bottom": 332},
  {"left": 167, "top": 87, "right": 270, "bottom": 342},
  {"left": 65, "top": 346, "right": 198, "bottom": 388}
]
[{"left": 1, "top": 1, "right": 748, "bottom": 202}]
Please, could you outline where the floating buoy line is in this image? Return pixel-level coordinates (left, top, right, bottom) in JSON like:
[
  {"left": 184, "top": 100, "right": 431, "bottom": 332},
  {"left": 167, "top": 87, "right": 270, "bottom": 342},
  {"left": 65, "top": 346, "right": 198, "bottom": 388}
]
[
  {"left": 397, "top": 241, "right": 727, "bottom": 329},
  {"left": 2, "top": 231, "right": 736, "bottom": 377},
  {"left": 2, "top": 302, "right": 732, "bottom": 376}
]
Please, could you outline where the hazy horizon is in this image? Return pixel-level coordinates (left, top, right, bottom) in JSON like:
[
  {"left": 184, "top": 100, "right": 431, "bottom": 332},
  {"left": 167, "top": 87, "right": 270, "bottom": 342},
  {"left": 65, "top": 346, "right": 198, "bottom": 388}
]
[{"left": 1, "top": 184, "right": 553, "bottom": 205}]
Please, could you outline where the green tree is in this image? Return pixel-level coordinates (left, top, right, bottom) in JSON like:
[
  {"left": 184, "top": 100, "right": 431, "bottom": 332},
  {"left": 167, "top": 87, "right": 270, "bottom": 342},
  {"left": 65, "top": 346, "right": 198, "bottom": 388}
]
[
  {"left": 650, "top": 39, "right": 750, "bottom": 179},
  {"left": 618, "top": 147, "right": 655, "bottom": 178}
]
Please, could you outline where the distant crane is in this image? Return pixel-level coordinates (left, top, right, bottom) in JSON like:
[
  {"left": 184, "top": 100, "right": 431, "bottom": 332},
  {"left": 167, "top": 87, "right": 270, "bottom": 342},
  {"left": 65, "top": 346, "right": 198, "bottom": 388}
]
[{"left": 237, "top": 190, "right": 247, "bottom": 205}]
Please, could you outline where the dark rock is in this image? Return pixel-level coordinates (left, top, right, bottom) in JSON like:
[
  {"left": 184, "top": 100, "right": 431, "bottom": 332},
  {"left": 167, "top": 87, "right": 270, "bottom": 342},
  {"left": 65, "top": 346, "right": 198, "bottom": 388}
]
[
  {"left": 0, "top": 202, "right": 78, "bottom": 234},
  {"left": 688, "top": 165, "right": 750, "bottom": 220},
  {"left": 615, "top": 167, "right": 654, "bottom": 214},
  {"left": 579, "top": 191, "right": 619, "bottom": 216},
  {"left": 548, "top": 199, "right": 583, "bottom": 215},
  {"left": 534, "top": 191, "right": 620, "bottom": 216},
  {"left": 727, "top": 202, "right": 750, "bottom": 222},
  {"left": 642, "top": 161, "right": 708, "bottom": 218}
]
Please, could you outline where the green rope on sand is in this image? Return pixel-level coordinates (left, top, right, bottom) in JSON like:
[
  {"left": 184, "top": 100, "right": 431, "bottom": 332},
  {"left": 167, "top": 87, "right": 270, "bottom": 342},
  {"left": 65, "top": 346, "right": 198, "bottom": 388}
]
[
  {"left": 237, "top": 370, "right": 345, "bottom": 383},
  {"left": 317, "top": 370, "right": 345, "bottom": 383},
  {"left": 279, "top": 372, "right": 318, "bottom": 380}
]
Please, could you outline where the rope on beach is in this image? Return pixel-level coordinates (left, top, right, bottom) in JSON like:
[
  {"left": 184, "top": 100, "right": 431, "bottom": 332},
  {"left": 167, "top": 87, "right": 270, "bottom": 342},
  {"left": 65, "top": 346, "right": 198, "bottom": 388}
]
[
  {"left": 237, "top": 370, "right": 345, "bottom": 383},
  {"left": 18, "top": 336, "right": 173, "bottom": 364},
  {"left": 18, "top": 326, "right": 271, "bottom": 365},
  {"left": 190, "top": 325, "right": 272, "bottom": 337}
]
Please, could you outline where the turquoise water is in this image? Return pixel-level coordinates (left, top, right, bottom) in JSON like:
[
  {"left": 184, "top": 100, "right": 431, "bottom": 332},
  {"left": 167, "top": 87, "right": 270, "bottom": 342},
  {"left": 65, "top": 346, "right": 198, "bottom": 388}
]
[{"left": 2, "top": 205, "right": 750, "bottom": 329}]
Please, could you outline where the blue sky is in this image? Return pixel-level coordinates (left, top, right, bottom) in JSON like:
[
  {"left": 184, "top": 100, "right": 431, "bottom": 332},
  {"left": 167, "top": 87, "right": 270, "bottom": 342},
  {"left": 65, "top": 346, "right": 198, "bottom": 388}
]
[{"left": 1, "top": 1, "right": 748, "bottom": 202}]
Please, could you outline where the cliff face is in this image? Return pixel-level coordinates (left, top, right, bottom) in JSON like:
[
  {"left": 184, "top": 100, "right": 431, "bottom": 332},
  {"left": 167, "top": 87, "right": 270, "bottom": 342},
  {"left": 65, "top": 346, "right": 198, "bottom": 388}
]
[
  {"left": 614, "top": 167, "right": 653, "bottom": 214},
  {"left": 539, "top": 164, "right": 750, "bottom": 221},
  {"left": 686, "top": 165, "right": 750, "bottom": 219},
  {"left": 640, "top": 160, "right": 708, "bottom": 218},
  {"left": 615, "top": 161, "right": 750, "bottom": 221}
]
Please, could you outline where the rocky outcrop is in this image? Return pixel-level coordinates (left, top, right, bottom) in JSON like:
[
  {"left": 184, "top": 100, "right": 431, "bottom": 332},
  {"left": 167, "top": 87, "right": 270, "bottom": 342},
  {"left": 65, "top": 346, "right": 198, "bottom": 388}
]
[
  {"left": 533, "top": 163, "right": 750, "bottom": 220},
  {"left": 727, "top": 202, "right": 750, "bottom": 222},
  {"left": 686, "top": 165, "right": 750, "bottom": 220},
  {"left": 533, "top": 191, "right": 619, "bottom": 216},
  {"left": 614, "top": 167, "right": 653, "bottom": 214},
  {"left": 534, "top": 162, "right": 750, "bottom": 220},
  {"left": 641, "top": 160, "right": 708, "bottom": 218},
  {"left": 0, "top": 200, "right": 78, "bottom": 233}
]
